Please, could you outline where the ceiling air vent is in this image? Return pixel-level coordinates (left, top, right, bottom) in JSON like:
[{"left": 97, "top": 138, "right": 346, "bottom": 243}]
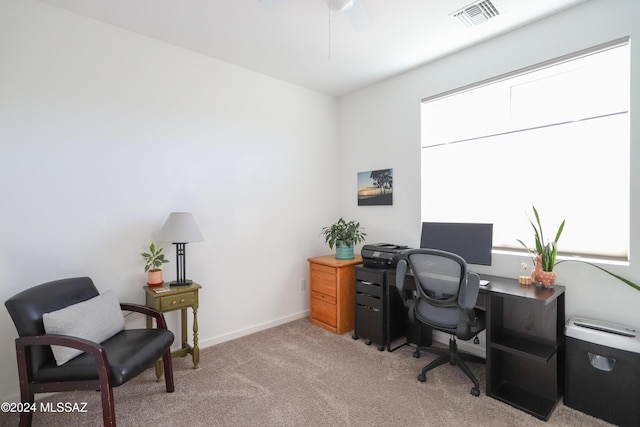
[{"left": 452, "top": 0, "right": 501, "bottom": 27}]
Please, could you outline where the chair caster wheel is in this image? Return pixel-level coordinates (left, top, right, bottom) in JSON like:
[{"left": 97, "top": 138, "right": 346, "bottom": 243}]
[
  {"left": 377, "top": 345, "right": 385, "bottom": 351},
  {"left": 365, "top": 339, "right": 371, "bottom": 346},
  {"left": 412, "top": 351, "right": 420, "bottom": 358},
  {"left": 417, "top": 373, "right": 426, "bottom": 382},
  {"left": 352, "top": 334, "right": 359, "bottom": 340},
  {"left": 470, "top": 387, "right": 480, "bottom": 397}
]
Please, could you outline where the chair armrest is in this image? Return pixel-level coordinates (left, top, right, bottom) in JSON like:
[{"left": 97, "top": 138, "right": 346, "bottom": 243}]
[
  {"left": 459, "top": 272, "right": 480, "bottom": 310},
  {"left": 15, "top": 334, "right": 111, "bottom": 378},
  {"left": 17, "top": 334, "right": 106, "bottom": 355},
  {"left": 120, "top": 303, "right": 168, "bottom": 329},
  {"left": 395, "top": 259, "right": 411, "bottom": 307}
]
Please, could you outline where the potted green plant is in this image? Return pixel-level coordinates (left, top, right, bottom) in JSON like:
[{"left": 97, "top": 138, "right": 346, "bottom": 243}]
[
  {"left": 517, "top": 206, "right": 640, "bottom": 291},
  {"left": 141, "top": 242, "right": 169, "bottom": 286},
  {"left": 321, "top": 217, "right": 366, "bottom": 260},
  {"left": 517, "top": 205, "right": 564, "bottom": 286}
]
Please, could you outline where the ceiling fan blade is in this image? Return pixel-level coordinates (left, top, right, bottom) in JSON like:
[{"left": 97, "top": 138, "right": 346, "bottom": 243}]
[
  {"left": 260, "top": 0, "right": 290, "bottom": 9},
  {"left": 348, "top": 0, "right": 371, "bottom": 32},
  {"left": 327, "top": 0, "right": 354, "bottom": 13}
]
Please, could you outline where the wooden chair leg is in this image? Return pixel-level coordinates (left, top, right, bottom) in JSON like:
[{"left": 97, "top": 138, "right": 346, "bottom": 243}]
[
  {"left": 162, "top": 350, "right": 175, "bottom": 393},
  {"left": 100, "top": 375, "right": 116, "bottom": 427},
  {"left": 16, "top": 345, "right": 34, "bottom": 427},
  {"left": 17, "top": 383, "right": 34, "bottom": 427},
  {"left": 18, "top": 396, "right": 33, "bottom": 427},
  {"left": 100, "top": 382, "right": 116, "bottom": 426}
]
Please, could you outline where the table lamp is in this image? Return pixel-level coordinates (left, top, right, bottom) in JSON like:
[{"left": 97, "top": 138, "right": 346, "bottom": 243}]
[{"left": 157, "top": 212, "right": 204, "bottom": 286}]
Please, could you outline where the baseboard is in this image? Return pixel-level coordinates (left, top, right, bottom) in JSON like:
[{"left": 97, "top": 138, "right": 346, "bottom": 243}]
[{"left": 198, "top": 310, "right": 310, "bottom": 349}]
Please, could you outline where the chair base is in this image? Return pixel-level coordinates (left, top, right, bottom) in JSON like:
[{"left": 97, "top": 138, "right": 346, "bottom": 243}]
[{"left": 415, "top": 336, "right": 485, "bottom": 396}]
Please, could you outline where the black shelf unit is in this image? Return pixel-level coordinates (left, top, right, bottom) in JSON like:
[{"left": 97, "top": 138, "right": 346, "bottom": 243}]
[{"left": 485, "top": 278, "right": 565, "bottom": 421}]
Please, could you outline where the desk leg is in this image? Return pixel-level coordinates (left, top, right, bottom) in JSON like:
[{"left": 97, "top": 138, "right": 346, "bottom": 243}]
[{"left": 193, "top": 306, "right": 199, "bottom": 369}]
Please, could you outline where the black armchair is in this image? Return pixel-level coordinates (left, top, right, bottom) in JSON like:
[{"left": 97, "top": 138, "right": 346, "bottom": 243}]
[
  {"left": 5, "top": 277, "right": 175, "bottom": 426},
  {"left": 396, "top": 249, "right": 486, "bottom": 396}
]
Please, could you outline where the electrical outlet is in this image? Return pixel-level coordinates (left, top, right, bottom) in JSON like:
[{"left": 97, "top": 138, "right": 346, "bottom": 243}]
[{"left": 299, "top": 279, "right": 306, "bottom": 291}]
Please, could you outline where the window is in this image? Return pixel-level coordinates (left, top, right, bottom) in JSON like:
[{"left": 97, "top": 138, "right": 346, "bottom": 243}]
[{"left": 420, "top": 38, "right": 630, "bottom": 260}]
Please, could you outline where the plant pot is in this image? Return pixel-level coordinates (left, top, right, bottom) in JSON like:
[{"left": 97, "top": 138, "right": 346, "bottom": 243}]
[
  {"left": 533, "top": 254, "right": 556, "bottom": 287},
  {"left": 147, "top": 269, "right": 164, "bottom": 287},
  {"left": 335, "top": 241, "right": 355, "bottom": 260}
]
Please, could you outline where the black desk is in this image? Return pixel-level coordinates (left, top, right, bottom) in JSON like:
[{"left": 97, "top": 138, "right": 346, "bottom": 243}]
[{"left": 357, "top": 266, "right": 566, "bottom": 421}]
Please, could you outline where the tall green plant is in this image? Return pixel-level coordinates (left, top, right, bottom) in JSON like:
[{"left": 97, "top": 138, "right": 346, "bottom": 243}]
[
  {"left": 517, "top": 206, "right": 565, "bottom": 272},
  {"left": 517, "top": 206, "right": 640, "bottom": 292}
]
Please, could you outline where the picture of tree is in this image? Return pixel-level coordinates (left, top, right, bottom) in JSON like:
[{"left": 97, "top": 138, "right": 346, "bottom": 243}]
[{"left": 357, "top": 168, "right": 393, "bottom": 206}]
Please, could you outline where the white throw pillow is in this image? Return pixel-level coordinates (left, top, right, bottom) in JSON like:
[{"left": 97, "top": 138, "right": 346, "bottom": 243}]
[{"left": 43, "top": 290, "right": 125, "bottom": 366}]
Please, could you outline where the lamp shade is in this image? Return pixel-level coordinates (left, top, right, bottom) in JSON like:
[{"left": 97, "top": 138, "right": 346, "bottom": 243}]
[{"left": 156, "top": 212, "right": 204, "bottom": 243}]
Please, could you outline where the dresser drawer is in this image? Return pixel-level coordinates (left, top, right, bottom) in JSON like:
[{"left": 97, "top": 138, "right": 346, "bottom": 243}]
[
  {"left": 159, "top": 292, "right": 195, "bottom": 311},
  {"left": 310, "top": 268, "right": 337, "bottom": 297},
  {"left": 311, "top": 262, "right": 337, "bottom": 275},
  {"left": 310, "top": 292, "right": 337, "bottom": 327},
  {"left": 311, "top": 290, "right": 336, "bottom": 305}
]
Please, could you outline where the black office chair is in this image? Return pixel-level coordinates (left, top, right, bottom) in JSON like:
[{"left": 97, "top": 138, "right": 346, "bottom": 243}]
[
  {"left": 396, "top": 249, "right": 485, "bottom": 396},
  {"left": 5, "top": 277, "right": 175, "bottom": 426}
]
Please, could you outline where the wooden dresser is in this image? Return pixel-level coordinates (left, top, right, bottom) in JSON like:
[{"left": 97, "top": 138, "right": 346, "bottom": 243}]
[{"left": 307, "top": 254, "right": 362, "bottom": 334}]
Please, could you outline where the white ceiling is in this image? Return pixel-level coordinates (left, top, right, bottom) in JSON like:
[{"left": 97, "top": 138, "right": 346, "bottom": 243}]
[{"left": 37, "top": 0, "right": 589, "bottom": 97}]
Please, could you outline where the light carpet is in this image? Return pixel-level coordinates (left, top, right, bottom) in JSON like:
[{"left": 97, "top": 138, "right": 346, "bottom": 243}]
[{"left": 0, "top": 318, "right": 611, "bottom": 426}]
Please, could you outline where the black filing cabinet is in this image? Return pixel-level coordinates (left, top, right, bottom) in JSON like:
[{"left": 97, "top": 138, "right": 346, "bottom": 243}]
[
  {"left": 353, "top": 266, "right": 430, "bottom": 351},
  {"left": 353, "top": 267, "right": 386, "bottom": 350}
]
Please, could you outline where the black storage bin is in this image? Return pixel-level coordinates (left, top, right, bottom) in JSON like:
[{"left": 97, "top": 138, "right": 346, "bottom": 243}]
[{"left": 565, "top": 317, "right": 640, "bottom": 427}]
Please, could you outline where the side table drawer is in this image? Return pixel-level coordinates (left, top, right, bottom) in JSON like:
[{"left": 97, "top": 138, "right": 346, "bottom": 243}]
[{"left": 159, "top": 292, "right": 195, "bottom": 311}]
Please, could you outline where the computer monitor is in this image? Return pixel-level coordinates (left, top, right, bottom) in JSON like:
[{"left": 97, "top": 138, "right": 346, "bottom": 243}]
[{"left": 420, "top": 222, "right": 493, "bottom": 266}]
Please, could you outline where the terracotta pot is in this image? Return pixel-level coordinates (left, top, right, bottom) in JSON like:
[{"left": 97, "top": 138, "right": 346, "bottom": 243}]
[
  {"left": 533, "top": 254, "right": 556, "bottom": 287},
  {"left": 147, "top": 269, "right": 164, "bottom": 287}
]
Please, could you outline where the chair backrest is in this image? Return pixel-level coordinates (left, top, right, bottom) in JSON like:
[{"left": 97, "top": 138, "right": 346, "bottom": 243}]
[
  {"left": 404, "top": 249, "right": 480, "bottom": 338},
  {"left": 5, "top": 277, "right": 99, "bottom": 371}
]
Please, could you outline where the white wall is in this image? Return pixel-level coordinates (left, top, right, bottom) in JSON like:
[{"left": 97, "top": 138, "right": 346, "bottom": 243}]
[
  {"left": 3, "top": 0, "right": 639, "bottom": 404},
  {"left": 338, "top": 0, "right": 640, "bottom": 332},
  {"left": 0, "top": 0, "right": 338, "bottom": 400}
]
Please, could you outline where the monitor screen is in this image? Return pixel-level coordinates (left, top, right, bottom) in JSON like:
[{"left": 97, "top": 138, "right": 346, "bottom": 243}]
[{"left": 420, "top": 222, "right": 493, "bottom": 266}]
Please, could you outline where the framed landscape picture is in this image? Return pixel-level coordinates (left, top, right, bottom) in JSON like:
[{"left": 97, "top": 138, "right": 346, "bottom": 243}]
[{"left": 358, "top": 168, "right": 393, "bottom": 206}]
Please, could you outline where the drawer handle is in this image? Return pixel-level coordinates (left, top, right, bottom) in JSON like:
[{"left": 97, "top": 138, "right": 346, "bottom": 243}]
[
  {"left": 180, "top": 298, "right": 186, "bottom": 303},
  {"left": 172, "top": 298, "right": 187, "bottom": 305}
]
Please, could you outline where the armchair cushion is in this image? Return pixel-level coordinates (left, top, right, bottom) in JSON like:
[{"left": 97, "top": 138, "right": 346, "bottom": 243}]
[
  {"left": 34, "top": 329, "right": 174, "bottom": 385},
  {"left": 43, "top": 290, "right": 125, "bottom": 365}
]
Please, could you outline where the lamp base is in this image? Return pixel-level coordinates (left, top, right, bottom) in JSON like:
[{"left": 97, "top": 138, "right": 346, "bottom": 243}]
[{"left": 169, "top": 279, "right": 193, "bottom": 286}]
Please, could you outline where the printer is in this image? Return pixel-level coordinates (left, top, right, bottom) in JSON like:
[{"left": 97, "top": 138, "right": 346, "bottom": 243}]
[{"left": 361, "top": 243, "right": 411, "bottom": 268}]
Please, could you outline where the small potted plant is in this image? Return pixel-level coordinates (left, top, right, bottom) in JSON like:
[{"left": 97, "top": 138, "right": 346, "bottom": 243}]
[
  {"left": 321, "top": 217, "right": 366, "bottom": 260},
  {"left": 517, "top": 206, "right": 565, "bottom": 287},
  {"left": 517, "top": 206, "right": 640, "bottom": 292},
  {"left": 141, "top": 242, "right": 169, "bottom": 286}
]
